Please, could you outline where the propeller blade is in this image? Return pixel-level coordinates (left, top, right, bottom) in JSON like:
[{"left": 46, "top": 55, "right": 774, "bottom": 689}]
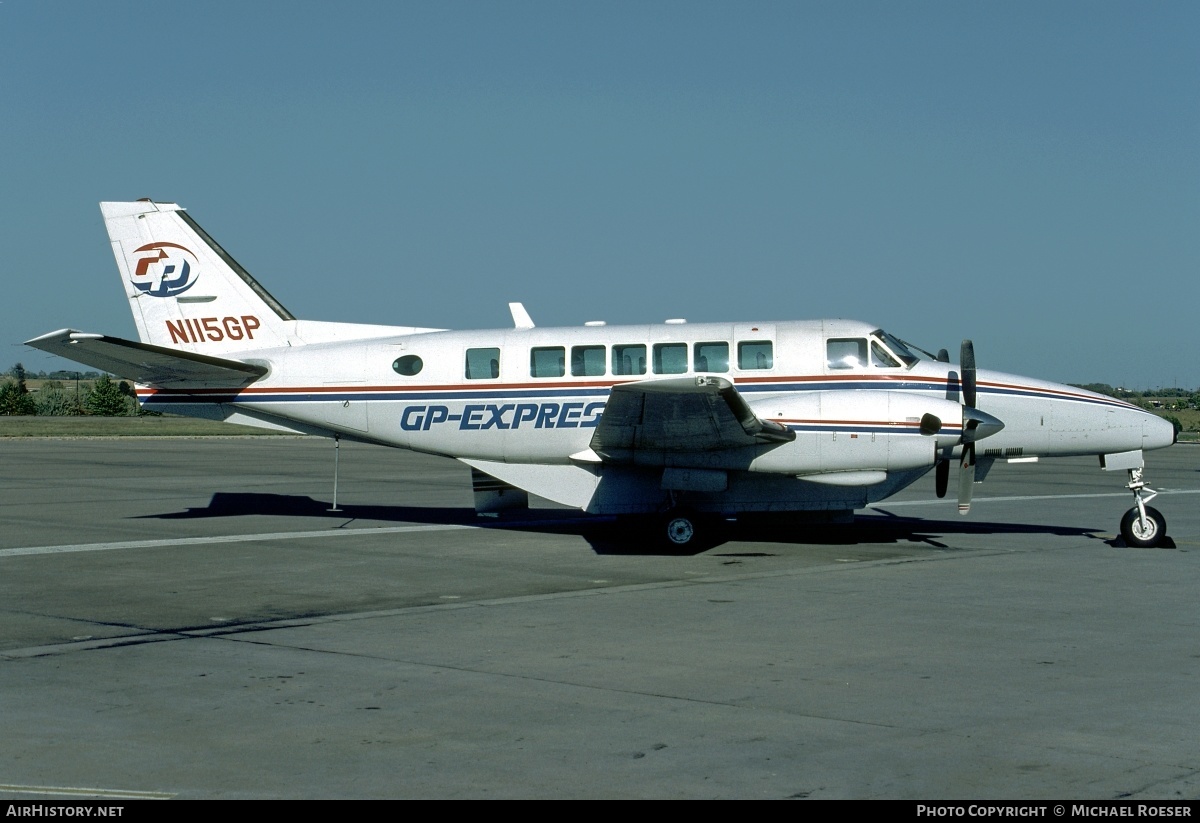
[
  {"left": 960, "top": 339, "right": 977, "bottom": 409},
  {"left": 936, "top": 348, "right": 950, "bottom": 363},
  {"left": 935, "top": 459, "right": 949, "bottom": 498},
  {"left": 958, "top": 444, "right": 976, "bottom": 514}
]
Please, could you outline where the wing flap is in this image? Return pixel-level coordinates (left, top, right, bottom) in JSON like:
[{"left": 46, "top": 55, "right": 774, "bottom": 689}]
[
  {"left": 25, "top": 329, "right": 267, "bottom": 388},
  {"left": 590, "top": 376, "right": 794, "bottom": 462}
]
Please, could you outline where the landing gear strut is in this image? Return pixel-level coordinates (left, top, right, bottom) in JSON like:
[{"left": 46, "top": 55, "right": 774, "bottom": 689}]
[{"left": 1120, "top": 467, "right": 1167, "bottom": 548}]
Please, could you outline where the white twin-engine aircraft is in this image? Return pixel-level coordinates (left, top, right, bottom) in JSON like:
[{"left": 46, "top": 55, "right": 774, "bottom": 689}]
[{"left": 28, "top": 201, "right": 1176, "bottom": 548}]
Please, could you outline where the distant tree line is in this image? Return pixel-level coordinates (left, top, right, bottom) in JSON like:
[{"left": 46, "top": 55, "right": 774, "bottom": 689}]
[
  {"left": 1070, "top": 382, "right": 1195, "bottom": 399},
  {"left": 1070, "top": 383, "right": 1199, "bottom": 408},
  {"left": 0, "top": 363, "right": 140, "bottom": 416}
]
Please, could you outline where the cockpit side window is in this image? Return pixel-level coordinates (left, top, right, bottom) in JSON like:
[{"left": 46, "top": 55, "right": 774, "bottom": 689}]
[
  {"left": 827, "top": 338, "right": 867, "bottom": 370},
  {"left": 875, "top": 330, "right": 920, "bottom": 367},
  {"left": 870, "top": 340, "right": 901, "bottom": 368}
]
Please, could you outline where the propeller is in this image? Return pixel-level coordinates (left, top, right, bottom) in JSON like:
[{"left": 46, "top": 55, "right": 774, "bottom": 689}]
[
  {"left": 934, "top": 339, "right": 1004, "bottom": 514},
  {"left": 935, "top": 458, "right": 950, "bottom": 498},
  {"left": 958, "top": 339, "right": 978, "bottom": 514},
  {"left": 956, "top": 340, "right": 1007, "bottom": 514},
  {"left": 961, "top": 338, "right": 977, "bottom": 408}
]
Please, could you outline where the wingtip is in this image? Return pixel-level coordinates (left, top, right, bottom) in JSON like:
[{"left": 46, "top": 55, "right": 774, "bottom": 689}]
[{"left": 24, "top": 328, "right": 81, "bottom": 346}]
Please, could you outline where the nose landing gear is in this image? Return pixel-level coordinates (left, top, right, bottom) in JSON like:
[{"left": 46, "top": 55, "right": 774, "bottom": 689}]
[{"left": 1120, "top": 467, "right": 1167, "bottom": 548}]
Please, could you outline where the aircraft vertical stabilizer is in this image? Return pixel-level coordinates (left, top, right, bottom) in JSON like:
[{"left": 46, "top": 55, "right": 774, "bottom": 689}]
[{"left": 101, "top": 200, "right": 296, "bottom": 353}]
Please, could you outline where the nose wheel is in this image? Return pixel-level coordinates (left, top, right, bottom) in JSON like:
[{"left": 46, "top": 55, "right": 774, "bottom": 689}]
[
  {"left": 1121, "top": 505, "right": 1166, "bottom": 548},
  {"left": 1121, "top": 467, "right": 1168, "bottom": 548}
]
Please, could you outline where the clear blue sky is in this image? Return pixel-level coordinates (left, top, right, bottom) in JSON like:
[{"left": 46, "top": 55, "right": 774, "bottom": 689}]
[{"left": 3, "top": 1, "right": 1196, "bottom": 389}]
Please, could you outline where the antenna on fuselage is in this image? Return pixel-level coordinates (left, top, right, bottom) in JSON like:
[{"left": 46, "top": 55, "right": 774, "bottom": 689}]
[{"left": 509, "top": 302, "right": 535, "bottom": 329}]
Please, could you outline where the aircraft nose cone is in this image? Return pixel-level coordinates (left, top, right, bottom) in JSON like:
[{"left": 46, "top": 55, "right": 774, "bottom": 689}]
[
  {"left": 963, "top": 407, "right": 1005, "bottom": 443},
  {"left": 1145, "top": 413, "right": 1177, "bottom": 450}
]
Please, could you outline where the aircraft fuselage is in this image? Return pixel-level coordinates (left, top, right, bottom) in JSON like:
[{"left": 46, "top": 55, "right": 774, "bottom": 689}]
[{"left": 130, "top": 317, "right": 1172, "bottom": 515}]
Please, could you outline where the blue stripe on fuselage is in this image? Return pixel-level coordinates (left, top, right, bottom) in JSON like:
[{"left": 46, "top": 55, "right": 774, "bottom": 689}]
[{"left": 136, "top": 375, "right": 1137, "bottom": 412}]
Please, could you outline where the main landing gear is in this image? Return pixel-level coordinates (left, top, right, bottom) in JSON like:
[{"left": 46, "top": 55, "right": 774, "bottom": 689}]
[
  {"left": 658, "top": 508, "right": 723, "bottom": 552},
  {"left": 663, "top": 510, "right": 698, "bottom": 548},
  {"left": 1120, "top": 467, "right": 1167, "bottom": 548}
]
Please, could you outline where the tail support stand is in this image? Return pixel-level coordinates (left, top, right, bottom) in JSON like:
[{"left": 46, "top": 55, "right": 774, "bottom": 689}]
[{"left": 328, "top": 436, "right": 342, "bottom": 513}]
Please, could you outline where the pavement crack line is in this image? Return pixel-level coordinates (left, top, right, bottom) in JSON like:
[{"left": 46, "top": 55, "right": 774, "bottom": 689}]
[
  {"left": 199, "top": 631, "right": 906, "bottom": 731},
  {"left": 0, "top": 546, "right": 1016, "bottom": 660}
]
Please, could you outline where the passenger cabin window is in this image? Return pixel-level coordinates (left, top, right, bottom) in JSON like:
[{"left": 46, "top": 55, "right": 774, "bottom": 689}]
[
  {"left": 465, "top": 347, "right": 501, "bottom": 379},
  {"left": 694, "top": 342, "right": 729, "bottom": 373},
  {"left": 392, "top": 355, "right": 423, "bottom": 376},
  {"left": 530, "top": 346, "right": 565, "bottom": 378},
  {"left": 571, "top": 345, "right": 606, "bottom": 377},
  {"left": 653, "top": 343, "right": 688, "bottom": 374},
  {"left": 738, "top": 341, "right": 773, "bottom": 370},
  {"left": 612, "top": 344, "right": 647, "bottom": 376},
  {"left": 827, "top": 338, "right": 867, "bottom": 370}
]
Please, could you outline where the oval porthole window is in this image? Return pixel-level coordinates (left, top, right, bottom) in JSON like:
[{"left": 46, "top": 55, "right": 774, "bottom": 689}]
[{"left": 392, "top": 355, "right": 423, "bottom": 376}]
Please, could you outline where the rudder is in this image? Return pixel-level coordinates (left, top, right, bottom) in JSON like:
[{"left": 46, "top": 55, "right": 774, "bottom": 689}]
[{"left": 102, "top": 200, "right": 296, "bottom": 353}]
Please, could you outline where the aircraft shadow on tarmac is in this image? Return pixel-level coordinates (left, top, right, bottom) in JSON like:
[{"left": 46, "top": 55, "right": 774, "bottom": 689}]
[{"left": 139, "top": 491, "right": 1144, "bottom": 557}]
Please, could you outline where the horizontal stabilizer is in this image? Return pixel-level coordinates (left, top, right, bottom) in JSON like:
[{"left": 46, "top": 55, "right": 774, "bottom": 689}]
[{"left": 25, "top": 329, "right": 267, "bottom": 389}]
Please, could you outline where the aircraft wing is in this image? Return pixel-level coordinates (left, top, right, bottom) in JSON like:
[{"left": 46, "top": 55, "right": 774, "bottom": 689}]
[
  {"left": 25, "top": 329, "right": 267, "bottom": 389},
  {"left": 589, "top": 376, "right": 794, "bottom": 461}
]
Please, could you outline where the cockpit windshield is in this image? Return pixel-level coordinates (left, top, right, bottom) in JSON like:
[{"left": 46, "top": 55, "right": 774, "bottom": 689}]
[{"left": 872, "top": 330, "right": 920, "bottom": 368}]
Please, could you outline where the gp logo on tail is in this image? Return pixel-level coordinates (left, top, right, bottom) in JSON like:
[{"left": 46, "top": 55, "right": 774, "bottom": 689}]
[{"left": 130, "top": 242, "right": 199, "bottom": 297}]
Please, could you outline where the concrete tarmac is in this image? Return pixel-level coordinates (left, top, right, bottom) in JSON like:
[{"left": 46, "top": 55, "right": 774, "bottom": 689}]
[{"left": 0, "top": 437, "right": 1197, "bottom": 799}]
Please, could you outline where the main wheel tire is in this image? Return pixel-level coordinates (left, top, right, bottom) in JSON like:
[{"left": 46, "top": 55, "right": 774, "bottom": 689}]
[
  {"left": 1120, "top": 505, "right": 1166, "bottom": 548},
  {"left": 663, "top": 511, "right": 698, "bottom": 548}
]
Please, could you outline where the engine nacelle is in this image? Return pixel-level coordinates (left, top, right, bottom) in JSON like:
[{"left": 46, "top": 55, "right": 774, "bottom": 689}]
[{"left": 746, "top": 390, "right": 964, "bottom": 479}]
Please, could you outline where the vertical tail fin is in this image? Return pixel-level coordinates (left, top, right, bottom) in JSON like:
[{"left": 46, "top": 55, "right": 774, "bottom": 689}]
[{"left": 102, "top": 200, "right": 297, "bottom": 353}]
